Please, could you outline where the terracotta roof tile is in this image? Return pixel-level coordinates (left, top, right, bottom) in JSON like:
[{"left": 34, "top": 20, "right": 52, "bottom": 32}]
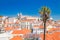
[
  {"left": 48, "top": 28, "right": 60, "bottom": 32},
  {"left": 10, "top": 36, "right": 23, "bottom": 40},
  {"left": 40, "top": 33, "right": 53, "bottom": 40},
  {"left": 4, "top": 27, "right": 14, "bottom": 31},
  {"left": 12, "top": 28, "right": 31, "bottom": 34}
]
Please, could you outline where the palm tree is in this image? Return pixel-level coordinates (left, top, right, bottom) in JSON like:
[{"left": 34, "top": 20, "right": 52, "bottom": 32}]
[{"left": 39, "top": 6, "right": 50, "bottom": 40}]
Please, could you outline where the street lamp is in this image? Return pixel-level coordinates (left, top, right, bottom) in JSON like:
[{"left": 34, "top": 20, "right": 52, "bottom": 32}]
[{"left": 39, "top": 6, "right": 50, "bottom": 40}]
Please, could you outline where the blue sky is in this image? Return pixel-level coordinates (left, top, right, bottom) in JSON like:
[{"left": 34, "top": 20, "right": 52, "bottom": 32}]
[{"left": 0, "top": 0, "right": 60, "bottom": 20}]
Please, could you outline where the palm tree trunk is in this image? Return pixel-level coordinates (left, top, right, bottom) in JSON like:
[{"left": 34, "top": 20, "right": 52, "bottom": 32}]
[{"left": 43, "top": 21, "right": 46, "bottom": 40}]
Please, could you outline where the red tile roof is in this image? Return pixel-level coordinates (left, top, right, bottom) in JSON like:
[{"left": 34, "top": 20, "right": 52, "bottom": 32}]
[
  {"left": 12, "top": 28, "right": 31, "bottom": 34},
  {"left": 10, "top": 36, "right": 23, "bottom": 40}
]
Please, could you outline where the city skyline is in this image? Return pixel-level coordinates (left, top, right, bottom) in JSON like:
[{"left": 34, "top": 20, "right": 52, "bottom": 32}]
[{"left": 0, "top": 0, "right": 60, "bottom": 20}]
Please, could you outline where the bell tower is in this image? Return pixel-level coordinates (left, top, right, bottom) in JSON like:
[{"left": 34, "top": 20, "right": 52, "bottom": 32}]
[{"left": 17, "top": 12, "right": 22, "bottom": 20}]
